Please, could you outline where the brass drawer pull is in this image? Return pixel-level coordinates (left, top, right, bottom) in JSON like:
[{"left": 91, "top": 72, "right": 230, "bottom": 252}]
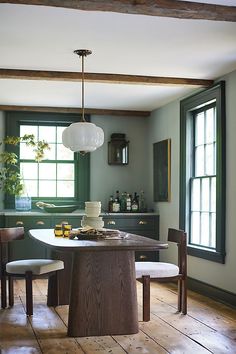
[
  {"left": 139, "top": 220, "right": 147, "bottom": 225},
  {"left": 16, "top": 221, "right": 24, "bottom": 226},
  {"left": 139, "top": 255, "right": 148, "bottom": 260},
  {"left": 107, "top": 220, "right": 116, "bottom": 225},
  {"left": 36, "top": 221, "right": 45, "bottom": 225}
]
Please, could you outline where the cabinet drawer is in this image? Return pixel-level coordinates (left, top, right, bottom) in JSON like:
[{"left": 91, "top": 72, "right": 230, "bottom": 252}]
[
  {"left": 5, "top": 216, "right": 50, "bottom": 261},
  {"left": 103, "top": 216, "right": 158, "bottom": 231},
  {"left": 53, "top": 216, "right": 82, "bottom": 228},
  {"left": 135, "top": 251, "right": 159, "bottom": 262},
  {"left": 5, "top": 216, "right": 51, "bottom": 229},
  {"left": 131, "top": 229, "right": 158, "bottom": 240}
]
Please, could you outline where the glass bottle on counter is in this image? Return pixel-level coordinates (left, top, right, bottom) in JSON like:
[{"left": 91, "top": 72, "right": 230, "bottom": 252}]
[
  {"left": 108, "top": 195, "right": 114, "bottom": 212},
  {"left": 112, "top": 198, "right": 120, "bottom": 212},
  {"left": 120, "top": 192, "right": 127, "bottom": 212},
  {"left": 126, "top": 194, "right": 131, "bottom": 212},
  {"left": 115, "top": 190, "right": 120, "bottom": 203},
  {"left": 131, "top": 192, "right": 139, "bottom": 212}
]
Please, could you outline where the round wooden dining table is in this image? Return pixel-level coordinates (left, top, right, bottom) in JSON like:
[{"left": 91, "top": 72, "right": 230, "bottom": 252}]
[{"left": 29, "top": 229, "right": 168, "bottom": 337}]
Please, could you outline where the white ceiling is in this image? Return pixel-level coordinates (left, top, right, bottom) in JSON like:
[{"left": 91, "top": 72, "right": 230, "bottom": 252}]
[{"left": 0, "top": 2, "right": 236, "bottom": 112}]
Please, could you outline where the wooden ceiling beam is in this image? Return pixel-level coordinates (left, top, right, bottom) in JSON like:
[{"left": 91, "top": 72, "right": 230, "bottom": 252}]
[
  {"left": 0, "top": 69, "right": 213, "bottom": 87},
  {"left": 0, "top": 104, "right": 150, "bottom": 117},
  {"left": 0, "top": 0, "right": 236, "bottom": 22}
]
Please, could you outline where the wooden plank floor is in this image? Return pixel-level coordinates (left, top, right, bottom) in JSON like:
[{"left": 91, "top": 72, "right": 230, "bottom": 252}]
[{"left": 1, "top": 279, "right": 236, "bottom": 353}]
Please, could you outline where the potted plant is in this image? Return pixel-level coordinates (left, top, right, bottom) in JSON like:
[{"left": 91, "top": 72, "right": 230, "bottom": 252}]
[{"left": 0, "top": 134, "right": 50, "bottom": 209}]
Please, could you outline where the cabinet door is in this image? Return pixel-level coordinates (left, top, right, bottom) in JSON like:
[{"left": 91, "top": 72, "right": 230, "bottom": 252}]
[
  {"left": 53, "top": 216, "right": 82, "bottom": 229},
  {"left": 103, "top": 215, "right": 159, "bottom": 262},
  {"left": 5, "top": 216, "right": 51, "bottom": 260},
  {"left": 103, "top": 215, "right": 158, "bottom": 232}
]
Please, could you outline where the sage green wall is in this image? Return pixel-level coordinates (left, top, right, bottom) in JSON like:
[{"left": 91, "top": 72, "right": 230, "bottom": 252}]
[
  {"left": 0, "top": 111, "right": 5, "bottom": 210},
  {"left": 147, "top": 69, "right": 236, "bottom": 294},
  {"left": 90, "top": 115, "right": 149, "bottom": 211}
]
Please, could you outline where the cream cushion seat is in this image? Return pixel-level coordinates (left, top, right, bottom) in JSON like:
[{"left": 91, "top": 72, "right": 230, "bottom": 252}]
[
  {"left": 6, "top": 259, "right": 64, "bottom": 275},
  {"left": 135, "top": 261, "right": 179, "bottom": 279}
]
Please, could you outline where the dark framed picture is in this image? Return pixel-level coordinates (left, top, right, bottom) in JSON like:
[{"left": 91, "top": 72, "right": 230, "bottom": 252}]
[{"left": 153, "top": 139, "right": 171, "bottom": 202}]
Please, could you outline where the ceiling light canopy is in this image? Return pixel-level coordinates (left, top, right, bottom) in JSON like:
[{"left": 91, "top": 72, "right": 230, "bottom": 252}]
[{"left": 62, "top": 49, "right": 104, "bottom": 155}]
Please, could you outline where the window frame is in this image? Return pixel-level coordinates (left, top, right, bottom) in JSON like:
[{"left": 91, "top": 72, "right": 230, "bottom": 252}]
[
  {"left": 5, "top": 111, "right": 90, "bottom": 209},
  {"left": 179, "top": 81, "right": 226, "bottom": 263}
]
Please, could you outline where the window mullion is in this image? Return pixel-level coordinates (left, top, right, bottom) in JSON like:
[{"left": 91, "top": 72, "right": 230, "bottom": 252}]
[{"left": 199, "top": 178, "right": 201, "bottom": 246}]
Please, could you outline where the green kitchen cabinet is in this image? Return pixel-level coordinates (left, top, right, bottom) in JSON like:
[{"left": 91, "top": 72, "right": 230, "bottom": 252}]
[
  {"left": 4, "top": 215, "right": 51, "bottom": 260},
  {"left": 4, "top": 213, "right": 159, "bottom": 262},
  {"left": 103, "top": 214, "right": 159, "bottom": 261},
  {"left": 53, "top": 216, "right": 82, "bottom": 229}
]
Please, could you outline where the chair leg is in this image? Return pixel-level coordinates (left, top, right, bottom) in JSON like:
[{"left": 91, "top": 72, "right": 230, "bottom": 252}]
[
  {"left": 142, "top": 275, "right": 150, "bottom": 322},
  {"left": 177, "top": 279, "right": 182, "bottom": 312},
  {"left": 8, "top": 276, "right": 14, "bottom": 307},
  {"left": 1, "top": 274, "right": 7, "bottom": 308},
  {"left": 182, "top": 278, "right": 187, "bottom": 315},
  {"left": 25, "top": 271, "right": 33, "bottom": 316},
  {"left": 47, "top": 271, "right": 59, "bottom": 307}
]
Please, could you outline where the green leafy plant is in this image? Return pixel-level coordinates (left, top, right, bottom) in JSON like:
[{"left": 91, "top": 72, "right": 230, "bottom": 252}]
[{"left": 0, "top": 134, "right": 50, "bottom": 196}]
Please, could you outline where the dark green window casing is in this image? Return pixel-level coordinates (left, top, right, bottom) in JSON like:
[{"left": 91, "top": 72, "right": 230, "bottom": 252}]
[
  {"left": 5, "top": 111, "right": 90, "bottom": 209},
  {"left": 179, "top": 81, "right": 226, "bottom": 263}
]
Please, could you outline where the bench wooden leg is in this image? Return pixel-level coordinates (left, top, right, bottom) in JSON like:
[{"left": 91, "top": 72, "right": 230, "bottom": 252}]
[
  {"left": 25, "top": 271, "right": 33, "bottom": 316},
  {"left": 182, "top": 278, "right": 187, "bottom": 315},
  {"left": 8, "top": 276, "right": 14, "bottom": 307},
  {"left": 1, "top": 274, "right": 7, "bottom": 308},
  {"left": 178, "top": 279, "right": 182, "bottom": 312},
  {"left": 142, "top": 275, "right": 150, "bottom": 322}
]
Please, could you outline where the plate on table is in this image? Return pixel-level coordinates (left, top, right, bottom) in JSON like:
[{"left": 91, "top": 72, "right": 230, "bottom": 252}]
[
  {"left": 37, "top": 203, "right": 78, "bottom": 213},
  {"left": 69, "top": 228, "right": 128, "bottom": 240}
]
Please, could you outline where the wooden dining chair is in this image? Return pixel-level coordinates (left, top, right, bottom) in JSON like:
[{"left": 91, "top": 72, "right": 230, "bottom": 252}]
[
  {"left": 6, "top": 258, "right": 64, "bottom": 315},
  {"left": 135, "top": 228, "right": 187, "bottom": 321},
  {"left": 0, "top": 227, "right": 24, "bottom": 309},
  {"left": 0, "top": 226, "right": 64, "bottom": 315}
]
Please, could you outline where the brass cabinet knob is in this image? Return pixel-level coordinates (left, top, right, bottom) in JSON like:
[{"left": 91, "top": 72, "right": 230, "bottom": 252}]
[
  {"left": 139, "top": 255, "right": 147, "bottom": 260},
  {"left": 139, "top": 220, "right": 147, "bottom": 225},
  {"left": 107, "top": 220, "right": 116, "bottom": 225},
  {"left": 36, "top": 221, "right": 45, "bottom": 225},
  {"left": 16, "top": 221, "right": 24, "bottom": 226}
]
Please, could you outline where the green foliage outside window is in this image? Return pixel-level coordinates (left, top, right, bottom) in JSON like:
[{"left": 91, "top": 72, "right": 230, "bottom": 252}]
[{"left": 0, "top": 134, "right": 50, "bottom": 196}]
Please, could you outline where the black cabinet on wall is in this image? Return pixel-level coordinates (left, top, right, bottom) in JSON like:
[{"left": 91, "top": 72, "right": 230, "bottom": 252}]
[{"left": 3, "top": 213, "right": 159, "bottom": 261}]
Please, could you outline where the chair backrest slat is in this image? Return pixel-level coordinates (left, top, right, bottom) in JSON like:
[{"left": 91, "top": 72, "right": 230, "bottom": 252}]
[
  {"left": 168, "top": 228, "right": 185, "bottom": 243},
  {"left": 168, "top": 228, "right": 187, "bottom": 277}
]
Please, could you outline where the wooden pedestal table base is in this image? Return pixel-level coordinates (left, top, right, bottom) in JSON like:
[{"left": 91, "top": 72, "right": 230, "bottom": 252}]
[{"left": 68, "top": 250, "right": 138, "bottom": 337}]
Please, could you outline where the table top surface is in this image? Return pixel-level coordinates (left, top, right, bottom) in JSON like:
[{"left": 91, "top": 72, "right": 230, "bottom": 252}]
[{"left": 29, "top": 228, "right": 168, "bottom": 252}]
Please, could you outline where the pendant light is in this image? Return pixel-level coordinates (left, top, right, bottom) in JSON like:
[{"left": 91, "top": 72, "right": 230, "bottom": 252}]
[{"left": 62, "top": 49, "right": 104, "bottom": 155}]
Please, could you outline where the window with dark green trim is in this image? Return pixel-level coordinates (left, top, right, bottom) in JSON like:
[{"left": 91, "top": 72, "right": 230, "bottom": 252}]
[
  {"left": 5, "top": 112, "right": 90, "bottom": 208},
  {"left": 179, "top": 81, "right": 226, "bottom": 263}
]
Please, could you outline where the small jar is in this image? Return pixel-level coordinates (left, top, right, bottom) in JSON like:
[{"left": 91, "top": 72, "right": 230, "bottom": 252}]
[
  {"left": 54, "top": 224, "right": 63, "bottom": 237},
  {"left": 63, "top": 224, "right": 72, "bottom": 237}
]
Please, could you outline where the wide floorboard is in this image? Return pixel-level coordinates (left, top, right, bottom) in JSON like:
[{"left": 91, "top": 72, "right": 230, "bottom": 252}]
[{"left": 0, "top": 279, "right": 236, "bottom": 353}]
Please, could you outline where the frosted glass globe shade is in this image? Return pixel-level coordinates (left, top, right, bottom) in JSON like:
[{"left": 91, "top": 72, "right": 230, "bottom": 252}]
[
  {"left": 62, "top": 122, "right": 104, "bottom": 153},
  {"left": 62, "top": 127, "right": 70, "bottom": 148}
]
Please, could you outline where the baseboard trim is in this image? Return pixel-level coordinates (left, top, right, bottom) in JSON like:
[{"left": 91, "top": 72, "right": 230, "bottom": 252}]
[{"left": 188, "top": 277, "right": 236, "bottom": 308}]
